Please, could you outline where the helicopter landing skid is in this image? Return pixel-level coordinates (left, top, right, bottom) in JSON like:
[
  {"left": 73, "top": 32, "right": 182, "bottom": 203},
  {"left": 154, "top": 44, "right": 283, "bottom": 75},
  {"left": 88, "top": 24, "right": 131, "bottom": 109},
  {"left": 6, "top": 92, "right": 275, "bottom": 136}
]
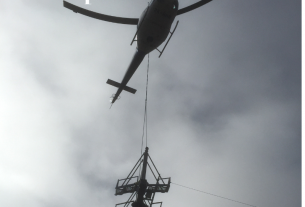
[{"left": 156, "top": 20, "right": 179, "bottom": 58}]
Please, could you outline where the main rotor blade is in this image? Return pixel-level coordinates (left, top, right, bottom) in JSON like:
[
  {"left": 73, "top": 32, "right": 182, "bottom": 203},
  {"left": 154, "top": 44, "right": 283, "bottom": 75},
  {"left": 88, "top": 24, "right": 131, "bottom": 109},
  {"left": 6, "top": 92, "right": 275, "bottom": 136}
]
[
  {"left": 63, "top": 1, "right": 139, "bottom": 25},
  {"left": 177, "top": 0, "right": 213, "bottom": 15}
]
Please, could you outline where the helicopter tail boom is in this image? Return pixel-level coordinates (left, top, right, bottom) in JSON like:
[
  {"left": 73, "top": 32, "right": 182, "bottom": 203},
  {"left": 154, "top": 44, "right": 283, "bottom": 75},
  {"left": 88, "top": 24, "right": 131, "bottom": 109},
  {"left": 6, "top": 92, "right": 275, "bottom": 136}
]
[{"left": 106, "top": 79, "right": 137, "bottom": 94}]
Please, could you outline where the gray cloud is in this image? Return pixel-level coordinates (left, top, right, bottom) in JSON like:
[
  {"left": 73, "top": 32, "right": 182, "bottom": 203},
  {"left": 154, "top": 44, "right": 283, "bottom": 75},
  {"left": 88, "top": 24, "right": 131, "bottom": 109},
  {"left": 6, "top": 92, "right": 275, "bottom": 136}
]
[{"left": 0, "top": 0, "right": 300, "bottom": 207}]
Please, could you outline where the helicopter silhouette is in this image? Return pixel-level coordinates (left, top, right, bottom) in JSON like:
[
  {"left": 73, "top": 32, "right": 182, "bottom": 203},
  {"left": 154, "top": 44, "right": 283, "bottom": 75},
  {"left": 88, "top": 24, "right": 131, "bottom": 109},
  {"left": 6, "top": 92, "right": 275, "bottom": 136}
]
[{"left": 64, "top": 0, "right": 213, "bottom": 104}]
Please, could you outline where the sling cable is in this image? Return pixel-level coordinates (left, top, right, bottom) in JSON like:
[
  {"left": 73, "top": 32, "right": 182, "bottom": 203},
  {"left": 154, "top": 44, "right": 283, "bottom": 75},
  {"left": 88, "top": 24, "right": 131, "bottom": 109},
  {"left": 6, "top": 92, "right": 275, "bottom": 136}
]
[
  {"left": 114, "top": 54, "right": 170, "bottom": 207},
  {"left": 113, "top": 53, "right": 257, "bottom": 207}
]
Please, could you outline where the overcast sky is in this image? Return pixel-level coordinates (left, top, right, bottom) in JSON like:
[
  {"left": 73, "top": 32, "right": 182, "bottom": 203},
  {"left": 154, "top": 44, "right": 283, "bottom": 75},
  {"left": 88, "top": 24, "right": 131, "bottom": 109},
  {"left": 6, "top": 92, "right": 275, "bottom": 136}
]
[{"left": 0, "top": 0, "right": 301, "bottom": 207}]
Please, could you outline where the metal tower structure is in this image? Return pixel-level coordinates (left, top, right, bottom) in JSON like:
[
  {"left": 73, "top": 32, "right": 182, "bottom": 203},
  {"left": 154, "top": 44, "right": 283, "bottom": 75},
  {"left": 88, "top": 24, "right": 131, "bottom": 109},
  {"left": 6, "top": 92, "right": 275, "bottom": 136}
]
[{"left": 115, "top": 147, "right": 170, "bottom": 207}]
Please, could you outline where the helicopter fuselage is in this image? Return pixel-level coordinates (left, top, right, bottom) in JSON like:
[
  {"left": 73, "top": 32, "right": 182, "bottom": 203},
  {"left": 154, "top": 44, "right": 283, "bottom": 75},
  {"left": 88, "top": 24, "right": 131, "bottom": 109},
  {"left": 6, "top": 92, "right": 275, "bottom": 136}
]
[
  {"left": 137, "top": 0, "right": 179, "bottom": 53},
  {"left": 108, "top": 0, "right": 179, "bottom": 104}
]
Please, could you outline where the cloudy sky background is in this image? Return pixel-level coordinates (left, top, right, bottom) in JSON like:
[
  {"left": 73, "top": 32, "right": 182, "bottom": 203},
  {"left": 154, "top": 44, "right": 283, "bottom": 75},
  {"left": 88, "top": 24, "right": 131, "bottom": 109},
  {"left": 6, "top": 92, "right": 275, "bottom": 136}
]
[{"left": 0, "top": 0, "right": 301, "bottom": 207}]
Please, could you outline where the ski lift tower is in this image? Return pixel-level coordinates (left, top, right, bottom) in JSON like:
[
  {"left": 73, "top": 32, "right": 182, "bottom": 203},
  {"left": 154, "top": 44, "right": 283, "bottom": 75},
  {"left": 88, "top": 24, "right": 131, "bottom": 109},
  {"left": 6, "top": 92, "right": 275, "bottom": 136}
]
[{"left": 115, "top": 147, "right": 171, "bottom": 207}]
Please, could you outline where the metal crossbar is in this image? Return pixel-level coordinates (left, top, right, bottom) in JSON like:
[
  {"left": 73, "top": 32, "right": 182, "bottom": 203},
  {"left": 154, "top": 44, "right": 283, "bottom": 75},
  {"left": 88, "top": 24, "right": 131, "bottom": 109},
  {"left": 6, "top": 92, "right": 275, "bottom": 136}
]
[
  {"left": 121, "top": 156, "right": 143, "bottom": 186},
  {"left": 148, "top": 155, "right": 165, "bottom": 184}
]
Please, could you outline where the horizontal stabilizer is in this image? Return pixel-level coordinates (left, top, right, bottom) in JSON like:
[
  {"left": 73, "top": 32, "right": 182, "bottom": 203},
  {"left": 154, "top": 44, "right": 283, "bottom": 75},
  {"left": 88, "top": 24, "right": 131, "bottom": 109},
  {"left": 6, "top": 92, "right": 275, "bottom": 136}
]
[{"left": 106, "top": 79, "right": 137, "bottom": 94}]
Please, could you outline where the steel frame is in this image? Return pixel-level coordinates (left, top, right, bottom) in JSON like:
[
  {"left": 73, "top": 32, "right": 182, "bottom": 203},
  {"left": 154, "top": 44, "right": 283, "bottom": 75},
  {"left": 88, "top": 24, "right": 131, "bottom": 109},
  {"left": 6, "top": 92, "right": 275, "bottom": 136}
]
[{"left": 115, "top": 148, "right": 170, "bottom": 207}]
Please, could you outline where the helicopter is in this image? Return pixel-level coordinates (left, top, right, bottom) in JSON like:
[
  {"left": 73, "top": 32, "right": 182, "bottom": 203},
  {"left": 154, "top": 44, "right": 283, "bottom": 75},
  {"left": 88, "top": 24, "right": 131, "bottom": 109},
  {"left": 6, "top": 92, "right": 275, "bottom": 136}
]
[{"left": 63, "top": 0, "right": 213, "bottom": 104}]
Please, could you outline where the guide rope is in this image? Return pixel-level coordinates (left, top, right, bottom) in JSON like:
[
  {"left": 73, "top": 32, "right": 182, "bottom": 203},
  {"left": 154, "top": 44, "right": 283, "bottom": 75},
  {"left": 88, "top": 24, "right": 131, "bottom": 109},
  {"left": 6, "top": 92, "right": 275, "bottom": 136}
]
[
  {"left": 171, "top": 182, "right": 256, "bottom": 207},
  {"left": 139, "top": 53, "right": 150, "bottom": 178},
  {"left": 140, "top": 53, "right": 149, "bottom": 156}
]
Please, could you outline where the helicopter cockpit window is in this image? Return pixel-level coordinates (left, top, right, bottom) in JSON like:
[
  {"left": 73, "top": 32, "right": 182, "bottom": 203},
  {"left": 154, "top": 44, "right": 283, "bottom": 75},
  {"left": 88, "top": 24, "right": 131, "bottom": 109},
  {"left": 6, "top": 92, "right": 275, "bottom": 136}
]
[{"left": 173, "top": 0, "right": 178, "bottom": 10}]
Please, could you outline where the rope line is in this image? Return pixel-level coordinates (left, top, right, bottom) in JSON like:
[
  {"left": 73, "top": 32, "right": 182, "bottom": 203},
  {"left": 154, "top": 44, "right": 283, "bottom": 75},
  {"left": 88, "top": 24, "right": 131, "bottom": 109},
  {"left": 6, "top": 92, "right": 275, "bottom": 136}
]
[
  {"left": 171, "top": 182, "right": 256, "bottom": 207},
  {"left": 139, "top": 53, "right": 149, "bottom": 178},
  {"left": 145, "top": 53, "right": 149, "bottom": 148},
  {"left": 140, "top": 53, "right": 149, "bottom": 155}
]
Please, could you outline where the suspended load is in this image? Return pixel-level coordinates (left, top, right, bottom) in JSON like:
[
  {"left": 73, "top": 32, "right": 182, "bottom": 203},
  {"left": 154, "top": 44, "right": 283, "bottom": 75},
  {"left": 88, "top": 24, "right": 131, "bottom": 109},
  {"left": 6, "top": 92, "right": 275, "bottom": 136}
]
[{"left": 115, "top": 147, "right": 170, "bottom": 207}]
